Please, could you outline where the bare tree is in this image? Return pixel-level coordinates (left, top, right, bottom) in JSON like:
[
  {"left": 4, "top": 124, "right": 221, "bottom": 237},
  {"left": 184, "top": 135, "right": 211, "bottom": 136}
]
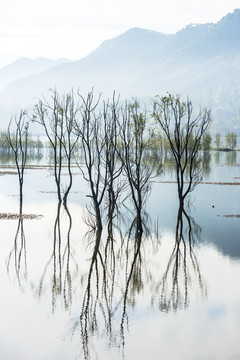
[
  {"left": 152, "top": 94, "right": 211, "bottom": 209},
  {"left": 33, "top": 90, "right": 79, "bottom": 204},
  {"left": 75, "top": 91, "right": 124, "bottom": 231},
  {"left": 102, "top": 94, "right": 125, "bottom": 222},
  {"left": 74, "top": 90, "right": 107, "bottom": 231},
  {"left": 5, "top": 112, "right": 29, "bottom": 289},
  {"left": 60, "top": 92, "right": 80, "bottom": 205},
  {"left": 6, "top": 111, "right": 29, "bottom": 213},
  {"left": 33, "top": 91, "right": 64, "bottom": 202},
  {"left": 117, "top": 100, "right": 160, "bottom": 233},
  {"left": 225, "top": 131, "right": 237, "bottom": 150}
]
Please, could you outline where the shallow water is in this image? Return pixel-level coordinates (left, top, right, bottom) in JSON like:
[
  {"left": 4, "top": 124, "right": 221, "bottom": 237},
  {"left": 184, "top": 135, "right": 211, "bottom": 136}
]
[{"left": 0, "top": 150, "right": 239, "bottom": 360}]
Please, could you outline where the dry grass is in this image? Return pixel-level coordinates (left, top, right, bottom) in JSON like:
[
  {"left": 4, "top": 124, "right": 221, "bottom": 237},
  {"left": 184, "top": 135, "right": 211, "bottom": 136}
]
[
  {"left": 0, "top": 213, "right": 43, "bottom": 220},
  {"left": 38, "top": 191, "right": 79, "bottom": 193},
  {"left": 0, "top": 171, "right": 18, "bottom": 176},
  {"left": 1, "top": 164, "right": 81, "bottom": 170},
  {"left": 220, "top": 214, "right": 240, "bottom": 219},
  {"left": 150, "top": 180, "right": 240, "bottom": 186}
]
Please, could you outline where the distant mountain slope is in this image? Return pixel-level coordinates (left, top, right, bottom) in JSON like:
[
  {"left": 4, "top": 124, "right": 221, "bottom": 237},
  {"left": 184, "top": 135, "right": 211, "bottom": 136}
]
[
  {"left": 0, "top": 9, "right": 240, "bottom": 133},
  {"left": 0, "top": 57, "right": 71, "bottom": 89}
]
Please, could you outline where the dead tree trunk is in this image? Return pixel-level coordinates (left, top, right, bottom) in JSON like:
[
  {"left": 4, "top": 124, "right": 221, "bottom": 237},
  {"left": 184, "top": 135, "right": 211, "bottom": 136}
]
[
  {"left": 6, "top": 111, "right": 29, "bottom": 214},
  {"left": 152, "top": 94, "right": 211, "bottom": 208}
]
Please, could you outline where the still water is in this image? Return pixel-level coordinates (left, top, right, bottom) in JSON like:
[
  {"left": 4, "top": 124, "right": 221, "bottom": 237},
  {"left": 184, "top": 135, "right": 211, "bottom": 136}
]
[{"left": 0, "top": 151, "right": 239, "bottom": 360}]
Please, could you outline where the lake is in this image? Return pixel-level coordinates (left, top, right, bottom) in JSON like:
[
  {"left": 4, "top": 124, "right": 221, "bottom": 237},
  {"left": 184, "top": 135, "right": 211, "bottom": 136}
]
[{"left": 0, "top": 150, "right": 239, "bottom": 360}]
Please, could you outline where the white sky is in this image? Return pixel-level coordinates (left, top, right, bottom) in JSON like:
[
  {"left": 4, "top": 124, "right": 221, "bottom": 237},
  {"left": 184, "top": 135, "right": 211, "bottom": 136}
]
[{"left": 0, "top": 0, "right": 239, "bottom": 68}]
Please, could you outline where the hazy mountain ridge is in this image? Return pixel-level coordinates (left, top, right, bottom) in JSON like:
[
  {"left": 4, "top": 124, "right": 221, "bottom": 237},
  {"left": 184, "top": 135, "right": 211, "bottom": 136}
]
[
  {"left": 0, "top": 9, "right": 240, "bottom": 133},
  {"left": 0, "top": 57, "right": 71, "bottom": 90}
]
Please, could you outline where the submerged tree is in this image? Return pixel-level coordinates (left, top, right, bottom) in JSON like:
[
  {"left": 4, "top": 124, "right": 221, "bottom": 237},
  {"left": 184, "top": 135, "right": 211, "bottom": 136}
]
[
  {"left": 74, "top": 90, "right": 126, "bottom": 231},
  {"left": 117, "top": 100, "right": 160, "bottom": 233},
  {"left": 60, "top": 93, "right": 80, "bottom": 204},
  {"left": 225, "top": 131, "right": 237, "bottom": 150},
  {"left": 5, "top": 112, "right": 29, "bottom": 289},
  {"left": 152, "top": 94, "right": 211, "bottom": 209},
  {"left": 103, "top": 94, "right": 125, "bottom": 222},
  {"left": 201, "top": 132, "right": 212, "bottom": 151},
  {"left": 33, "top": 90, "right": 79, "bottom": 204},
  {"left": 74, "top": 91, "right": 107, "bottom": 231},
  {"left": 214, "top": 133, "right": 221, "bottom": 150},
  {"left": 6, "top": 111, "right": 29, "bottom": 213}
]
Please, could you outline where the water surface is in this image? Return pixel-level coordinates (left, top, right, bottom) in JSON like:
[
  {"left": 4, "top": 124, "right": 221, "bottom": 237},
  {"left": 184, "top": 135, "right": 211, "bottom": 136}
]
[{"left": 0, "top": 150, "right": 239, "bottom": 360}]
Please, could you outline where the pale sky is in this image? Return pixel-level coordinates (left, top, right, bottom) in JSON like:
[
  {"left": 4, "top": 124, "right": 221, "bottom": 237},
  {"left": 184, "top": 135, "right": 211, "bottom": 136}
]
[{"left": 0, "top": 0, "right": 239, "bottom": 68}]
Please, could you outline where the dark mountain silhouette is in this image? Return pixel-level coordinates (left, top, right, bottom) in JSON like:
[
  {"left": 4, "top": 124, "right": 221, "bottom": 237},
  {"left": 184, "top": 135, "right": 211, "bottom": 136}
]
[{"left": 0, "top": 9, "right": 240, "bottom": 133}]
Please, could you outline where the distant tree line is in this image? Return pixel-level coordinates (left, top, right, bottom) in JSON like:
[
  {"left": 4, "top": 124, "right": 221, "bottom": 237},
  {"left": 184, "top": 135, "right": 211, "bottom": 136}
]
[
  {"left": 0, "top": 129, "right": 43, "bottom": 154},
  {"left": 199, "top": 131, "right": 238, "bottom": 151}
]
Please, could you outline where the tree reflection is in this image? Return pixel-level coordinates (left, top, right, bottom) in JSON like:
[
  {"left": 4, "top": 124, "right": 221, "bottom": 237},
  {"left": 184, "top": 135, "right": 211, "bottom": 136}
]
[
  {"left": 214, "top": 150, "right": 220, "bottom": 165},
  {"left": 5, "top": 179, "right": 208, "bottom": 360},
  {"left": 72, "top": 207, "right": 156, "bottom": 360},
  {"left": 6, "top": 216, "right": 27, "bottom": 288},
  {"left": 78, "top": 229, "right": 103, "bottom": 359},
  {"left": 35, "top": 202, "right": 77, "bottom": 313},
  {"left": 156, "top": 206, "right": 206, "bottom": 312},
  {"left": 6, "top": 191, "right": 27, "bottom": 287},
  {"left": 75, "top": 210, "right": 125, "bottom": 358},
  {"left": 225, "top": 151, "right": 237, "bottom": 166},
  {"left": 202, "top": 151, "right": 211, "bottom": 178},
  {"left": 0, "top": 151, "right": 43, "bottom": 165},
  {"left": 120, "top": 219, "right": 145, "bottom": 351}
]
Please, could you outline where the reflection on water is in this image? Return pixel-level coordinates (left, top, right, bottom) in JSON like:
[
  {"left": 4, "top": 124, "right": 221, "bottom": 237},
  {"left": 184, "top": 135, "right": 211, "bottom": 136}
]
[
  {"left": 1, "top": 150, "right": 240, "bottom": 360},
  {"left": 155, "top": 207, "right": 206, "bottom": 312},
  {"left": 202, "top": 151, "right": 211, "bottom": 178},
  {"left": 214, "top": 150, "right": 220, "bottom": 165},
  {"left": 6, "top": 216, "right": 27, "bottom": 288},
  {"left": 0, "top": 149, "right": 43, "bottom": 165},
  {"left": 4, "top": 199, "right": 209, "bottom": 359},
  {"left": 211, "top": 149, "right": 237, "bottom": 167},
  {"left": 33, "top": 203, "right": 77, "bottom": 313},
  {"left": 72, "top": 207, "right": 158, "bottom": 358},
  {"left": 6, "top": 193, "right": 28, "bottom": 287},
  {"left": 225, "top": 150, "right": 237, "bottom": 166}
]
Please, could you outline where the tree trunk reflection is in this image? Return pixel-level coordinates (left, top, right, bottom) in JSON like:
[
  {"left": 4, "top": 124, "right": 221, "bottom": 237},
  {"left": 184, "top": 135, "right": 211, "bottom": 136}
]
[
  {"left": 5, "top": 198, "right": 207, "bottom": 360},
  {"left": 6, "top": 216, "right": 27, "bottom": 288},
  {"left": 156, "top": 206, "right": 206, "bottom": 312},
  {"left": 34, "top": 202, "right": 77, "bottom": 313}
]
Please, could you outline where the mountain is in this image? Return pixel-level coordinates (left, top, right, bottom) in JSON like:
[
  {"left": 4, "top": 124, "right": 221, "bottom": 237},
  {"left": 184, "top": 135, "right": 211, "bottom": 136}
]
[
  {"left": 0, "top": 9, "right": 240, "bottom": 133},
  {"left": 0, "top": 57, "right": 71, "bottom": 89}
]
